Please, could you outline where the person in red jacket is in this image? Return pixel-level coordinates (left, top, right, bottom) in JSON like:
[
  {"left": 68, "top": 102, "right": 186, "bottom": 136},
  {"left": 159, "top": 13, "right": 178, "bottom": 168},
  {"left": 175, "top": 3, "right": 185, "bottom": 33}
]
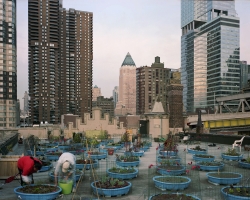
[{"left": 17, "top": 156, "right": 42, "bottom": 186}]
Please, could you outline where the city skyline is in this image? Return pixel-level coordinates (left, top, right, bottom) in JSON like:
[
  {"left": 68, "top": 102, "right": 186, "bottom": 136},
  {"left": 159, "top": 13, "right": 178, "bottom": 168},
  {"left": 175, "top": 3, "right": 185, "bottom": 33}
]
[{"left": 17, "top": 0, "right": 250, "bottom": 105}]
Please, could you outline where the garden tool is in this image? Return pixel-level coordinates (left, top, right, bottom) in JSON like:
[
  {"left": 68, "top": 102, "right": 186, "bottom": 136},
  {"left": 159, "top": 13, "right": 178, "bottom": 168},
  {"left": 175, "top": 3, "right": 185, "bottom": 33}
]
[{"left": 0, "top": 173, "right": 20, "bottom": 188}]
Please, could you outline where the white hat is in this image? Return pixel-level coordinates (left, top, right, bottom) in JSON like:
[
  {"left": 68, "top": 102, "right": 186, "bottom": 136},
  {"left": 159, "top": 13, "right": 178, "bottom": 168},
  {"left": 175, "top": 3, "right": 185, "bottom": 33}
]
[{"left": 62, "top": 161, "right": 70, "bottom": 173}]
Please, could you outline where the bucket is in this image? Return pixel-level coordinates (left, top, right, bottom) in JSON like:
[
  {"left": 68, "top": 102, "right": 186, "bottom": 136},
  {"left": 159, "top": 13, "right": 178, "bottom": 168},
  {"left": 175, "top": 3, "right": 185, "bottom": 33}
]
[{"left": 59, "top": 180, "right": 73, "bottom": 194}]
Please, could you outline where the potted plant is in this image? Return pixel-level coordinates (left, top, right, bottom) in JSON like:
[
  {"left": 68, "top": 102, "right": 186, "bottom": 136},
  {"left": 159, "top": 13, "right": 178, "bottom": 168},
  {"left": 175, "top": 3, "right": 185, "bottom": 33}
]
[
  {"left": 156, "top": 160, "right": 185, "bottom": 175},
  {"left": 153, "top": 176, "right": 191, "bottom": 190},
  {"left": 238, "top": 156, "right": 250, "bottom": 169},
  {"left": 221, "top": 186, "right": 250, "bottom": 200},
  {"left": 222, "top": 148, "right": 243, "bottom": 161},
  {"left": 45, "top": 152, "right": 62, "bottom": 161},
  {"left": 108, "top": 148, "right": 115, "bottom": 155},
  {"left": 39, "top": 160, "right": 52, "bottom": 172},
  {"left": 187, "top": 145, "right": 207, "bottom": 155},
  {"left": 107, "top": 167, "right": 138, "bottom": 180},
  {"left": 116, "top": 155, "right": 140, "bottom": 167},
  {"left": 91, "top": 176, "right": 132, "bottom": 197},
  {"left": 192, "top": 154, "right": 215, "bottom": 162},
  {"left": 76, "top": 158, "right": 98, "bottom": 170},
  {"left": 149, "top": 193, "right": 201, "bottom": 200},
  {"left": 14, "top": 184, "right": 62, "bottom": 199},
  {"left": 86, "top": 150, "right": 107, "bottom": 160},
  {"left": 196, "top": 161, "right": 224, "bottom": 171},
  {"left": 206, "top": 172, "right": 242, "bottom": 185},
  {"left": 159, "top": 135, "right": 178, "bottom": 156}
]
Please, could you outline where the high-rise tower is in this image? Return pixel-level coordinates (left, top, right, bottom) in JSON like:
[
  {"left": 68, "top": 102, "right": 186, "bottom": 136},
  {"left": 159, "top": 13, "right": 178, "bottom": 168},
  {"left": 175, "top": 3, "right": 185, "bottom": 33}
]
[
  {"left": 115, "top": 52, "right": 136, "bottom": 116},
  {"left": 0, "top": 0, "right": 17, "bottom": 128},
  {"left": 181, "top": 0, "right": 240, "bottom": 113},
  {"left": 136, "top": 57, "right": 170, "bottom": 115},
  {"left": 28, "top": 0, "right": 93, "bottom": 124}
]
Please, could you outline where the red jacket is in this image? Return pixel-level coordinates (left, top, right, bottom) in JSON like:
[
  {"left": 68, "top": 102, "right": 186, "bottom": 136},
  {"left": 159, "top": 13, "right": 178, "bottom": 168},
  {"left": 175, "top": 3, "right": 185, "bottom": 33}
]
[{"left": 17, "top": 156, "right": 41, "bottom": 176}]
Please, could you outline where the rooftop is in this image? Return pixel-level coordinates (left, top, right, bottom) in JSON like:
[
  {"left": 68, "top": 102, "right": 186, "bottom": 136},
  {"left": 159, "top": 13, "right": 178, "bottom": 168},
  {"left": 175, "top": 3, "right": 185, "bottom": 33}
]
[{"left": 1, "top": 138, "right": 250, "bottom": 200}]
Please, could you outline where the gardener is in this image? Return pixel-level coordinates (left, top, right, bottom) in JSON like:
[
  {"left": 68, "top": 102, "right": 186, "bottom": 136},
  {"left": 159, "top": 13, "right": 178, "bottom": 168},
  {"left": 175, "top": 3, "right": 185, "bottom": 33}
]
[
  {"left": 54, "top": 152, "right": 77, "bottom": 193},
  {"left": 17, "top": 156, "right": 43, "bottom": 186}
]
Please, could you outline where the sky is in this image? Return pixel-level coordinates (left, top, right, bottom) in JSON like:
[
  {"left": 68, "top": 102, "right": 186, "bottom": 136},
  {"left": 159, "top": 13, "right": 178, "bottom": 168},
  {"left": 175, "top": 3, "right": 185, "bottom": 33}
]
[{"left": 17, "top": 0, "right": 250, "bottom": 108}]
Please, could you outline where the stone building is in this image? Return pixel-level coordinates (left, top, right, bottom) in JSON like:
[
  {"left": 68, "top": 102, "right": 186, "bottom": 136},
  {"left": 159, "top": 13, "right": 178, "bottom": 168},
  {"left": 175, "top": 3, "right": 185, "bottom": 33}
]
[{"left": 92, "top": 96, "right": 114, "bottom": 120}]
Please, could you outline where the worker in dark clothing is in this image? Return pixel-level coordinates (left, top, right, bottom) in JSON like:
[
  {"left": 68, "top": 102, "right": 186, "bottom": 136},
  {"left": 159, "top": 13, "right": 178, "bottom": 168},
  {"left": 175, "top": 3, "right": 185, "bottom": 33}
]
[{"left": 17, "top": 156, "right": 42, "bottom": 186}]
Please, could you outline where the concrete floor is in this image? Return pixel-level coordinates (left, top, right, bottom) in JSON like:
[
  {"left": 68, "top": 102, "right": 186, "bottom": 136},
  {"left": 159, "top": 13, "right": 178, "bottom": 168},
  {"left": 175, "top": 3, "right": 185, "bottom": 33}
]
[{"left": 1, "top": 141, "right": 250, "bottom": 200}]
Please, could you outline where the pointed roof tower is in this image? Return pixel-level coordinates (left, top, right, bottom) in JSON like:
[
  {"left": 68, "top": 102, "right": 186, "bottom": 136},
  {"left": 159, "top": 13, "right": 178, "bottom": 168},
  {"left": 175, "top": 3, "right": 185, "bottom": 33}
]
[{"left": 122, "top": 52, "right": 136, "bottom": 66}]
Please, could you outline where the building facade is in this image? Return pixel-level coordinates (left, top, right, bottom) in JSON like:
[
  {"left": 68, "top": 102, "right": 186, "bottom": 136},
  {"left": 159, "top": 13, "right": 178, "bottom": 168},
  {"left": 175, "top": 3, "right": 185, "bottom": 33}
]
[
  {"left": 115, "top": 52, "right": 136, "bottom": 116},
  {"left": 92, "top": 85, "right": 101, "bottom": 101},
  {"left": 22, "top": 91, "right": 29, "bottom": 114},
  {"left": 112, "top": 86, "right": 119, "bottom": 108},
  {"left": 92, "top": 96, "right": 114, "bottom": 120},
  {"left": 240, "top": 61, "right": 250, "bottom": 90},
  {"left": 136, "top": 57, "right": 170, "bottom": 115},
  {"left": 181, "top": 0, "right": 240, "bottom": 113},
  {"left": 0, "top": 0, "right": 17, "bottom": 128},
  {"left": 28, "top": 0, "right": 93, "bottom": 124}
]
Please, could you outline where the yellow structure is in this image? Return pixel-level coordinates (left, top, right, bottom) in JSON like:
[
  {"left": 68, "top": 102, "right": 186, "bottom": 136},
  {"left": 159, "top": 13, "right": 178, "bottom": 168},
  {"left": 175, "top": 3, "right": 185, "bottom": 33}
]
[{"left": 204, "top": 117, "right": 250, "bottom": 129}]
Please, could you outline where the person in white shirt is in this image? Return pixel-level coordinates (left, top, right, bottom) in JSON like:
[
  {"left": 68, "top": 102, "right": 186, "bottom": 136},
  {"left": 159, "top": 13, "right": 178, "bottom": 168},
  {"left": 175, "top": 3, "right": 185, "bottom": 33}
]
[{"left": 54, "top": 152, "right": 76, "bottom": 192}]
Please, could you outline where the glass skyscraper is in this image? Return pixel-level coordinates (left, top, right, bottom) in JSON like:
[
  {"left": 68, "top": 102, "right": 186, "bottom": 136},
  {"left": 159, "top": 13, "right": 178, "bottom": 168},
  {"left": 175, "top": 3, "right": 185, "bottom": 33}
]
[{"left": 181, "top": 0, "right": 240, "bottom": 113}]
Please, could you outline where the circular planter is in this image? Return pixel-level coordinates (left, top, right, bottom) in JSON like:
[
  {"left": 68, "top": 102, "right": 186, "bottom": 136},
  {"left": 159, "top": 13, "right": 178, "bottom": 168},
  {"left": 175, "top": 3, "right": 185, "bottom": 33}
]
[
  {"left": 49, "top": 171, "right": 83, "bottom": 182},
  {"left": 86, "top": 153, "right": 107, "bottom": 160},
  {"left": 196, "top": 162, "right": 224, "bottom": 171},
  {"left": 221, "top": 186, "right": 250, "bottom": 200},
  {"left": 91, "top": 181, "right": 131, "bottom": 197},
  {"left": 107, "top": 168, "right": 138, "bottom": 180},
  {"left": 58, "top": 145, "right": 70, "bottom": 151},
  {"left": 124, "top": 151, "right": 144, "bottom": 157},
  {"left": 45, "top": 154, "right": 60, "bottom": 161},
  {"left": 76, "top": 160, "right": 98, "bottom": 170},
  {"left": 193, "top": 155, "right": 215, "bottom": 162},
  {"left": 159, "top": 151, "right": 177, "bottom": 156},
  {"left": 238, "top": 160, "right": 250, "bottom": 169},
  {"left": 14, "top": 184, "right": 62, "bottom": 200},
  {"left": 206, "top": 172, "right": 242, "bottom": 185},
  {"left": 39, "top": 161, "right": 52, "bottom": 172},
  {"left": 149, "top": 193, "right": 201, "bottom": 200},
  {"left": 153, "top": 176, "right": 191, "bottom": 191},
  {"left": 187, "top": 148, "right": 207, "bottom": 155},
  {"left": 116, "top": 160, "right": 140, "bottom": 167},
  {"left": 157, "top": 156, "right": 181, "bottom": 164},
  {"left": 156, "top": 165, "right": 185, "bottom": 176},
  {"left": 45, "top": 148, "right": 58, "bottom": 153},
  {"left": 27, "top": 150, "right": 45, "bottom": 156},
  {"left": 141, "top": 147, "right": 150, "bottom": 152},
  {"left": 221, "top": 153, "right": 243, "bottom": 161}
]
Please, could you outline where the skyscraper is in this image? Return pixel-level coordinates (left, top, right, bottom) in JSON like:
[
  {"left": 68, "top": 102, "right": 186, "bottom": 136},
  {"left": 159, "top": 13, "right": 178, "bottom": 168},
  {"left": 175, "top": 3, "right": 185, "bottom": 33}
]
[
  {"left": 115, "top": 52, "right": 136, "bottom": 116},
  {"left": 28, "top": 0, "right": 93, "bottom": 124},
  {"left": 92, "top": 85, "right": 101, "bottom": 101},
  {"left": 112, "top": 86, "right": 119, "bottom": 108},
  {"left": 181, "top": 0, "right": 240, "bottom": 113},
  {"left": 136, "top": 57, "right": 170, "bottom": 115},
  {"left": 0, "top": 0, "right": 17, "bottom": 128},
  {"left": 23, "top": 91, "right": 29, "bottom": 114}
]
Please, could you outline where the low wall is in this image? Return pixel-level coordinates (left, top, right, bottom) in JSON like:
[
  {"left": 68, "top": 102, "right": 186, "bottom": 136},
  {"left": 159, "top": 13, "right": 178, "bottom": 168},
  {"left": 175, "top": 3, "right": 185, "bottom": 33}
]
[{"left": 187, "top": 133, "right": 250, "bottom": 146}]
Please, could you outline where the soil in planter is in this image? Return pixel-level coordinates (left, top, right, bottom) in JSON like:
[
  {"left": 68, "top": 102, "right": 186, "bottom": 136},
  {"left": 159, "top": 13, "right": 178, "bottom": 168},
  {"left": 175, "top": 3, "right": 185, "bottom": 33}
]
[
  {"left": 109, "top": 167, "right": 136, "bottom": 174},
  {"left": 76, "top": 160, "right": 94, "bottom": 164},
  {"left": 46, "top": 152, "right": 62, "bottom": 156},
  {"left": 95, "top": 177, "right": 129, "bottom": 189},
  {"left": 155, "top": 176, "right": 188, "bottom": 183},
  {"left": 191, "top": 146, "right": 206, "bottom": 151},
  {"left": 209, "top": 173, "right": 241, "bottom": 178},
  {"left": 41, "top": 160, "right": 51, "bottom": 166},
  {"left": 151, "top": 193, "right": 196, "bottom": 200},
  {"left": 199, "top": 161, "right": 222, "bottom": 166},
  {"left": 223, "top": 187, "right": 250, "bottom": 197},
  {"left": 17, "top": 185, "right": 59, "bottom": 194},
  {"left": 195, "top": 154, "right": 213, "bottom": 158},
  {"left": 157, "top": 165, "right": 183, "bottom": 170}
]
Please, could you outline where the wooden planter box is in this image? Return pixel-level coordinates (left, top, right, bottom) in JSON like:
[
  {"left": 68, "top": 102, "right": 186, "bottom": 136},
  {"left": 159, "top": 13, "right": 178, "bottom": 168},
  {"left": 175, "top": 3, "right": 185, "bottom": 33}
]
[{"left": 0, "top": 155, "right": 22, "bottom": 179}]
